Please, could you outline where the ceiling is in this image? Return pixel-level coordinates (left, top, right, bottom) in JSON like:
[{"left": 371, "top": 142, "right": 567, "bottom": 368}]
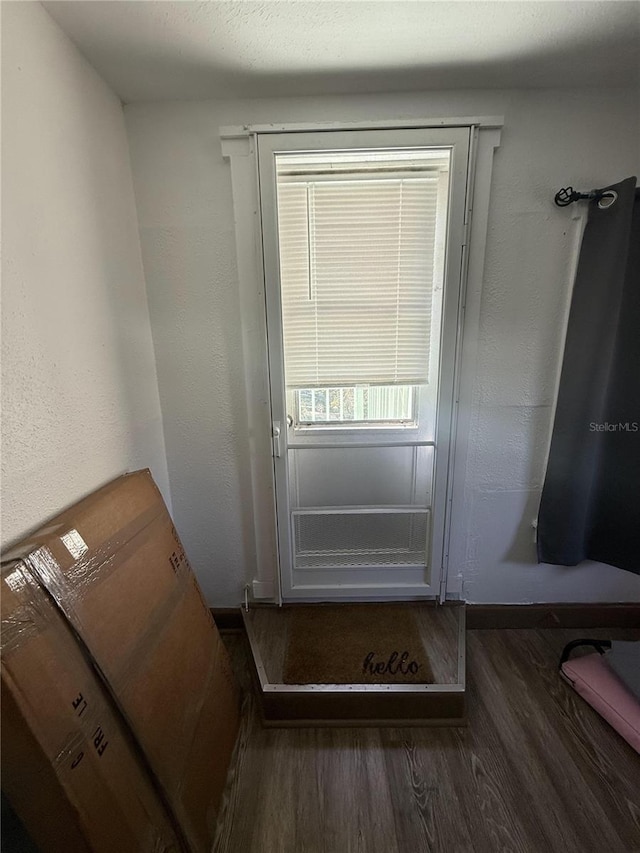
[{"left": 43, "top": 1, "right": 640, "bottom": 103}]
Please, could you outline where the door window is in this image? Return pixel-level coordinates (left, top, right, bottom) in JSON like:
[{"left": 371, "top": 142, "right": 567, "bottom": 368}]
[{"left": 275, "top": 149, "right": 449, "bottom": 431}]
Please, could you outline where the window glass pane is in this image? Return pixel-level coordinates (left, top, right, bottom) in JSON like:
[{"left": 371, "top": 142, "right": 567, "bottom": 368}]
[
  {"left": 313, "top": 389, "right": 327, "bottom": 419},
  {"left": 342, "top": 387, "right": 355, "bottom": 419},
  {"left": 298, "top": 388, "right": 313, "bottom": 421},
  {"left": 276, "top": 148, "right": 450, "bottom": 391},
  {"left": 296, "top": 385, "right": 415, "bottom": 424}
]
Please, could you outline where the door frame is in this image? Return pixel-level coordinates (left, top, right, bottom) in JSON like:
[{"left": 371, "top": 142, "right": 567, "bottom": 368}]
[
  {"left": 258, "top": 126, "right": 469, "bottom": 601},
  {"left": 221, "top": 117, "right": 503, "bottom": 605}
]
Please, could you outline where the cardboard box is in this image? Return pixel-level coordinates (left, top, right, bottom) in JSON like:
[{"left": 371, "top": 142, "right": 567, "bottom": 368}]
[
  {"left": 1, "top": 562, "right": 182, "bottom": 852},
  {"left": 2, "top": 470, "right": 240, "bottom": 852}
]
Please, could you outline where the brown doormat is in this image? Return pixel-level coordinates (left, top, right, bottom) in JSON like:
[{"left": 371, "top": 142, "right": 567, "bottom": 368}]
[{"left": 282, "top": 605, "right": 434, "bottom": 685}]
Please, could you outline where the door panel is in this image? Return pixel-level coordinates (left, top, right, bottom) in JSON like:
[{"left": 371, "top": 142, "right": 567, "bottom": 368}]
[
  {"left": 258, "top": 127, "right": 470, "bottom": 600},
  {"left": 292, "top": 509, "right": 430, "bottom": 569},
  {"left": 289, "top": 446, "right": 434, "bottom": 508}
]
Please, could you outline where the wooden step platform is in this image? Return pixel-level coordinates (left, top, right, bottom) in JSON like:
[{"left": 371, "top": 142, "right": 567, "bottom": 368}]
[{"left": 242, "top": 603, "right": 466, "bottom": 727}]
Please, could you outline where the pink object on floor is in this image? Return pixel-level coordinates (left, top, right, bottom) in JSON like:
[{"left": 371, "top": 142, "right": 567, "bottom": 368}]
[{"left": 561, "top": 652, "right": 640, "bottom": 754}]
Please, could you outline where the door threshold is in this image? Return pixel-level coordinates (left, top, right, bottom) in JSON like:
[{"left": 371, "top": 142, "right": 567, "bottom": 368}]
[{"left": 242, "top": 602, "right": 466, "bottom": 727}]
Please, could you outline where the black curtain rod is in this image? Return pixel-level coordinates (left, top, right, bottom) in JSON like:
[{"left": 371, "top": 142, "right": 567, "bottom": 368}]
[
  {"left": 554, "top": 186, "right": 619, "bottom": 208},
  {"left": 554, "top": 186, "right": 640, "bottom": 208}
]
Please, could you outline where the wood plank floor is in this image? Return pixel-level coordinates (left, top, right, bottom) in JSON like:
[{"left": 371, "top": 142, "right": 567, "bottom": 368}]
[{"left": 213, "top": 628, "right": 640, "bottom": 853}]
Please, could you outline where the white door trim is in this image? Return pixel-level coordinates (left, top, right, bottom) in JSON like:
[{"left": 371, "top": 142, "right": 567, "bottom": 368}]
[
  {"left": 221, "top": 134, "right": 280, "bottom": 603},
  {"left": 222, "top": 118, "right": 502, "bottom": 605},
  {"left": 220, "top": 116, "right": 504, "bottom": 139},
  {"left": 442, "top": 125, "right": 502, "bottom": 597}
]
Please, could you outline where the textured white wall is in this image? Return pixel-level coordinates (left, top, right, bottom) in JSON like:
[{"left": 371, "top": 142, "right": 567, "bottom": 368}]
[
  {"left": 125, "top": 89, "right": 640, "bottom": 605},
  {"left": 1, "top": 3, "right": 170, "bottom": 547}
]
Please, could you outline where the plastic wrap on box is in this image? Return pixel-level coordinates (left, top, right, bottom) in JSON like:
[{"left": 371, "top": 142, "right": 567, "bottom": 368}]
[
  {"left": 1, "top": 560, "right": 182, "bottom": 853},
  {"left": 2, "top": 469, "right": 240, "bottom": 853}
]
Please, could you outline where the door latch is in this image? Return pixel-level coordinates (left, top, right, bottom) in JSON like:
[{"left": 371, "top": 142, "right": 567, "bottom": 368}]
[{"left": 272, "top": 422, "right": 281, "bottom": 458}]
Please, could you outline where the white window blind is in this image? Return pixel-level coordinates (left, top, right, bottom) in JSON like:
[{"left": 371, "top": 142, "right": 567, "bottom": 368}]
[{"left": 276, "top": 160, "right": 446, "bottom": 389}]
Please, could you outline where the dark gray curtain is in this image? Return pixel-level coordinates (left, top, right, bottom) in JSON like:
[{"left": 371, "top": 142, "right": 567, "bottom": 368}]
[{"left": 538, "top": 176, "right": 640, "bottom": 573}]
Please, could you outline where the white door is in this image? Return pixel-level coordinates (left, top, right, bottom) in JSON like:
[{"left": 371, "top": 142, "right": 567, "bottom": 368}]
[{"left": 258, "top": 127, "right": 470, "bottom": 600}]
